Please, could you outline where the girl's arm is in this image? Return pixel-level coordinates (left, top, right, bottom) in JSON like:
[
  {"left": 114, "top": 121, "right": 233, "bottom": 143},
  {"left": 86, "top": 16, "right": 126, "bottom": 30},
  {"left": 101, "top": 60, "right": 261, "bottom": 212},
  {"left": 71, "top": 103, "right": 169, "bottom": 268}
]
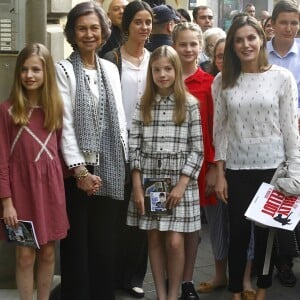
[
  {"left": 204, "top": 77, "right": 217, "bottom": 196},
  {"left": 129, "top": 101, "right": 144, "bottom": 214},
  {"left": 205, "top": 74, "right": 215, "bottom": 165},
  {"left": 167, "top": 174, "right": 190, "bottom": 209},
  {"left": 132, "top": 169, "right": 145, "bottom": 215},
  {"left": 1, "top": 197, "right": 18, "bottom": 227},
  {"left": 129, "top": 102, "right": 143, "bottom": 171},
  {"left": 205, "top": 163, "right": 217, "bottom": 196},
  {"left": 170, "top": 98, "right": 204, "bottom": 208},
  {"left": 181, "top": 99, "right": 204, "bottom": 181}
]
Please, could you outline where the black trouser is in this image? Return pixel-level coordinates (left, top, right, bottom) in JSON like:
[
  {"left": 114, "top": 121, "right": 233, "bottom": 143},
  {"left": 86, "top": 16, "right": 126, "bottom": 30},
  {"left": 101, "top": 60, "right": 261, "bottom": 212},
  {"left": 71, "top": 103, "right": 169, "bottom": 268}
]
[
  {"left": 114, "top": 177, "right": 148, "bottom": 290},
  {"left": 60, "top": 177, "right": 118, "bottom": 300},
  {"left": 226, "top": 169, "right": 276, "bottom": 293}
]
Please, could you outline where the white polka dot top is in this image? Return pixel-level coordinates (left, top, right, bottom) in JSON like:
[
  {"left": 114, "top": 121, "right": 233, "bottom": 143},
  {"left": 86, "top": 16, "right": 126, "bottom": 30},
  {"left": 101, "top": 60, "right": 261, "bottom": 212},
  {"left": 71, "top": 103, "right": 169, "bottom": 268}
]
[{"left": 212, "top": 64, "right": 300, "bottom": 170}]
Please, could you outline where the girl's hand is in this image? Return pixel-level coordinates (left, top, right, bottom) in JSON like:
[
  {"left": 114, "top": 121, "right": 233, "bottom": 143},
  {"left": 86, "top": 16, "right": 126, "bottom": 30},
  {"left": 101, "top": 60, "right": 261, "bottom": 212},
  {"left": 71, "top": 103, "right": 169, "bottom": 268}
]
[
  {"left": 132, "top": 185, "right": 145, "bottom": 215},
  {"left": 131, "top": 169, "right": 145, "bottom": 215},
  {"left": 2, "top": 198, "right": 18, "bottom": 228},
  {"left": 205, "top": 164, "right": 217, "bottom": 196},
  {"left": 215, "top": 173, "right": 228, "bottom": 203},
  {"left": 167, "top": 175, "right": 189, "bottom": 209}
]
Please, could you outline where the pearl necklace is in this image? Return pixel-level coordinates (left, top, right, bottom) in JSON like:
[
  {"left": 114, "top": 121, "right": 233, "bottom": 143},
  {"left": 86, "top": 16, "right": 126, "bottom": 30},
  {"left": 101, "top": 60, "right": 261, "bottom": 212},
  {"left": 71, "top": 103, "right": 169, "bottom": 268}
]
[
  {"left": 82, "top": 58, "right": 96, "bottom": 70},
  {"left": 83, "top": 63, "right": 96, "bottom": 70}
]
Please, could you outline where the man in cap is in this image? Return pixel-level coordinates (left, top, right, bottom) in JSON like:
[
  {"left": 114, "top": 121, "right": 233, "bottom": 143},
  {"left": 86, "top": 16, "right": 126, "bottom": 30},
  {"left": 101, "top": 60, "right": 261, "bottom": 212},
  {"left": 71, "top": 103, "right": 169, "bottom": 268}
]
[{"left": 146, "top": 4, "right": 180, "bottom": 52}]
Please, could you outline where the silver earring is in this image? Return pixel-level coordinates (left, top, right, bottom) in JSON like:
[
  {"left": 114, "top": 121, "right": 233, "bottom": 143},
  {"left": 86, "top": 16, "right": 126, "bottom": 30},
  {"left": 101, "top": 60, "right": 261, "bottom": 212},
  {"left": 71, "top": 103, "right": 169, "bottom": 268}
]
[{"left": 123, "top": 31, "right": 129, "bottom": 42}]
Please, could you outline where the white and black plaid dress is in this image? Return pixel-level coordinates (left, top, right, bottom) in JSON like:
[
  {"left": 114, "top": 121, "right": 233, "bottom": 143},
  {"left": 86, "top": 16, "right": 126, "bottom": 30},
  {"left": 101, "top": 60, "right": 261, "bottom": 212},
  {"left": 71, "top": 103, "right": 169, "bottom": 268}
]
[{"left": 127, "top": 94, "right": 204, "bottom": 232}]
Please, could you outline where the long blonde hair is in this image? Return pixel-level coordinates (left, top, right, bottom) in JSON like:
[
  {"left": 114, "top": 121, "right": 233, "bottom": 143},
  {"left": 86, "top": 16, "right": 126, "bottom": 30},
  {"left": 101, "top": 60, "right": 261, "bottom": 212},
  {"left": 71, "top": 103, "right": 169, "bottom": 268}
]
[
  {"left": 141, "top": 45, "right": 187, "bottom": 125},
  {"left": 10, "top": 43, "right": 63, "bottom": 131}
]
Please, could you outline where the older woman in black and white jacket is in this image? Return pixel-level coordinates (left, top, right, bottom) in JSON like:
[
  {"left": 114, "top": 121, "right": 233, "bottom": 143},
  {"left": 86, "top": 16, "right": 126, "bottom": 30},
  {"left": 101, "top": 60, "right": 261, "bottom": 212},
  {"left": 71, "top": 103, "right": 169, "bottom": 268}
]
[{"left": 55, "top": 2, "right": 127, "bottom": 300}]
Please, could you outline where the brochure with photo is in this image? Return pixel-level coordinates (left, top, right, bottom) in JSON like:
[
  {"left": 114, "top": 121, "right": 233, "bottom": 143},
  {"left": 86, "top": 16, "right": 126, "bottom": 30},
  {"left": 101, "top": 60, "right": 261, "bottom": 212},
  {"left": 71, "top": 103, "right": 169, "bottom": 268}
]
[
  {"left": 143, "top": 177, "right": 172, "bottom": 216},
  {"left": 1, "top": 219, "right": 40, "bottom": 249}
]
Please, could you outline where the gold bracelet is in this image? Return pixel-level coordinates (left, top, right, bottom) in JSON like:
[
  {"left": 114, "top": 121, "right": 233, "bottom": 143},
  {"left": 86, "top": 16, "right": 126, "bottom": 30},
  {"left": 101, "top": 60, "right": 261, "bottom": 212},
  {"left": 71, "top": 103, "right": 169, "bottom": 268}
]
[{"left": 74, "top": 167, "right": 89, "bottom": 180}]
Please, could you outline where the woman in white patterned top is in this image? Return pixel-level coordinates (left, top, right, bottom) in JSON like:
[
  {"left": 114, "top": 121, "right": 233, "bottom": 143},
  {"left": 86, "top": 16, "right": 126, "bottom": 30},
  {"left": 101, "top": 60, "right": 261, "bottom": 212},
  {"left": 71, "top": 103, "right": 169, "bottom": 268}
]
[
  {"left": 55, "top": 2, "right": 127, "bottom": 299},
  {"left": 127, "top": 45, "right": 203, "bottom": 300},
  {"left": 213, "top": 15, "right": 300, "bottom": 300}
]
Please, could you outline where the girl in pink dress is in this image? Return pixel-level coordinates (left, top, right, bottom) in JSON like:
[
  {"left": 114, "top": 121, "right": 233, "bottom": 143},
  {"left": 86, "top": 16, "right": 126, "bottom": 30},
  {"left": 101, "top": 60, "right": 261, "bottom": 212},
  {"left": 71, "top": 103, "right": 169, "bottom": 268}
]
[{"left": 0, "top": 43, "right": 69, "bottom": 300}]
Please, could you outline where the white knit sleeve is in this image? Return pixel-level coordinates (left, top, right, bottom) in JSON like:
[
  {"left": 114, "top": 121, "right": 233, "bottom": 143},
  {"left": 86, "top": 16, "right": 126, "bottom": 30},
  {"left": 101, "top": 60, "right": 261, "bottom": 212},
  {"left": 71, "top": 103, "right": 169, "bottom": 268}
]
[
  {"left": 212, "top": 73, "right": 228, "bottom": 162},
  {"left": 55, "top": 60, "right": 86, "bottom": 168}
]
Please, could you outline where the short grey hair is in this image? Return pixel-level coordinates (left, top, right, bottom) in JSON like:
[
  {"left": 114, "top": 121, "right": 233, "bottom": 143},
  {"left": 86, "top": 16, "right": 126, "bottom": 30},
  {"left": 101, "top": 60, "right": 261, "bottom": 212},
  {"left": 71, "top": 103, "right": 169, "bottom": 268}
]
[{"left": 203, "top": 27, "right": 226, "bottom": 57}]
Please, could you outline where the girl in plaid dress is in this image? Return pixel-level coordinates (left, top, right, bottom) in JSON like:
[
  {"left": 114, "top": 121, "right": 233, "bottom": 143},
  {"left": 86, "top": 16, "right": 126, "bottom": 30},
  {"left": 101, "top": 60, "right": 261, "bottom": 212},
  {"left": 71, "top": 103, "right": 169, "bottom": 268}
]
[{"left": 127, "top": 45, "right": 204, "bottom": 300}]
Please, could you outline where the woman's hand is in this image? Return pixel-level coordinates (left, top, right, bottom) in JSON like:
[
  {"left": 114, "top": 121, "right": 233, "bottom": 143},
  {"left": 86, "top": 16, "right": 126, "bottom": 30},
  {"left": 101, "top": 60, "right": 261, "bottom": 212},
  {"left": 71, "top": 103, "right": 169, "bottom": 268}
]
[
  {"left": 73, "top": 166, "right": 102, "bottom": 195},
  {"left": 214, "top": 161, "right": 228, "bottom": 203},
  {"left": 205, "top": 164, "right": 217, "bottom": 196},
  {"left": 215, "top": 173, "right": 228, "bottom": 203},
  {"left": 167, "top": 175, "right": 189, "bottom": 209},
  {"left": 76, "top": 173, "right": 102, "bottom": 196},
  {"left": 132, "top": 185, "right": 145, "bottom": 215},
  {"left": 2, "top": 198, "right": 18, "bottom": 228}
]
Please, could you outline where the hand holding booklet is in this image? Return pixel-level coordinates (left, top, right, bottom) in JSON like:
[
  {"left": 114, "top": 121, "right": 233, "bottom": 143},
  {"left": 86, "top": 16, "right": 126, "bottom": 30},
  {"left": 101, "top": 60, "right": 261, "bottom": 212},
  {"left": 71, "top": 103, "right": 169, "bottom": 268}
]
[
  {"left": 1, "top": 219, "right": 40, "bottom": 249},
  {"left": 244, "top": 182, "right": 300, "bottom": 231},
  {"left": 143, "top": 177, "right": 172, "bottom": 216}
]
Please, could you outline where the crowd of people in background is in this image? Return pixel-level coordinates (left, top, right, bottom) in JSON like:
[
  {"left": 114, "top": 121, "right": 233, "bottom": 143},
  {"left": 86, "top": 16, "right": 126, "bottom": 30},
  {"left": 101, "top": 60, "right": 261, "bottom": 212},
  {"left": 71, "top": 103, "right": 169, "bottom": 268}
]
[{"left": 1, "top": 1, "right": 300, "bottom": 300}]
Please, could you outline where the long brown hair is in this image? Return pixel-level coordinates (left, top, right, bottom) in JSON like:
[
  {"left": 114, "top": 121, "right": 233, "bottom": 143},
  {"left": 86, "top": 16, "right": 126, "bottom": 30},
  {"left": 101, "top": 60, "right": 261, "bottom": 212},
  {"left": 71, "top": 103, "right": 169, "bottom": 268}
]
[
  {"left": 222, "top": 15, "right": 268, "bottom": 89},
  {"left": 141, "top": 45, "right": 187, "bottom": 125},
  {"left": 10, "top": 43, "right": 63, "bottom": 131}
]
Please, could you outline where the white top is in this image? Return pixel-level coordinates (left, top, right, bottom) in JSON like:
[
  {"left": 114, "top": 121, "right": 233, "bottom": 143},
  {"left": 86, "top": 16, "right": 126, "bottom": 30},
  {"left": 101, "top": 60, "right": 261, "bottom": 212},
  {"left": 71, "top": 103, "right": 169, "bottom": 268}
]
[
  {"left": 55, "top": 58, "right": 128, "bottom": 168},
  {"left": 212, "top": 65, "right": 300, "bottom": 170},
  {"left": 121, "top": 49, "right": 150, "bottom": 130}
]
